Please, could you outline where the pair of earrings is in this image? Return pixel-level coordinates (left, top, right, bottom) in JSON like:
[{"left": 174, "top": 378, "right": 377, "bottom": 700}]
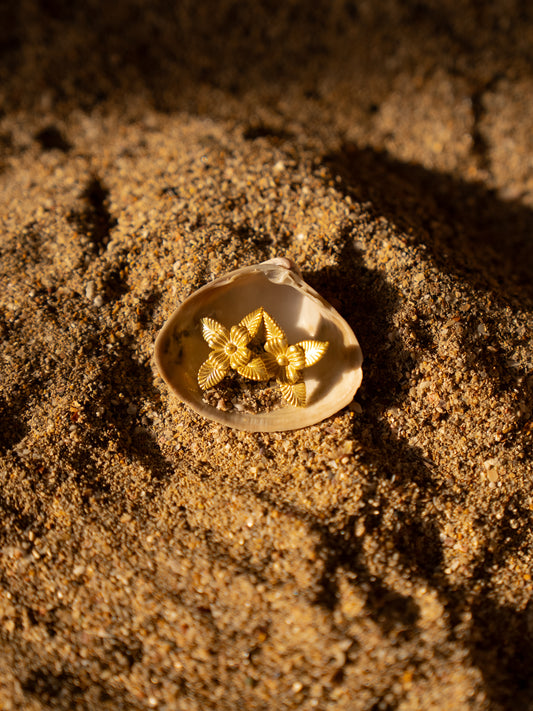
[{"left": 197, "top": 307, "right": 328, "bottom": 408}]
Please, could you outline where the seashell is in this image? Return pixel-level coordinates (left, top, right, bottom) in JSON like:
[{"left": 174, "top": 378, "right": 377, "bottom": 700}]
[{"left": 154, "top": 257, "right": 363, "bottom": 432}]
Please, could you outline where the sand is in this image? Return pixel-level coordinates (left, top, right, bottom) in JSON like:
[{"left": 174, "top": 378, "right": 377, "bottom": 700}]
[{"left": 0, "top": 2, "right": 532, "bottom": 709}]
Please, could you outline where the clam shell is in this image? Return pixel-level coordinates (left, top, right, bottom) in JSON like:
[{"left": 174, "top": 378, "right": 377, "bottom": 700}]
[{"left": 154, "top": 258, "right": 363, "bottom": 432}]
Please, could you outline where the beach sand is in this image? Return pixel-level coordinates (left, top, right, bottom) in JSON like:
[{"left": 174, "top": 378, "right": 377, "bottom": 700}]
[{"left": 0, "top": 2, "right": 532, "bottom": 709}]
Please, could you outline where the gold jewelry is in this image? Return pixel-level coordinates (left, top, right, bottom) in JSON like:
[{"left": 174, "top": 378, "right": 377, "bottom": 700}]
[
  {"left": 197, "top": 307, "right": 268, "bottom": 389},
  {"left": 197, "top": 308, "right": 328, "bottom": 408}
]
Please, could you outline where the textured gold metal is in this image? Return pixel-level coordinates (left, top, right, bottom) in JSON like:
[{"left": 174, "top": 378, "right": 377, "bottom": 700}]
[
  {"left": 198, "top": 308, "right": 268, "bottom": 390},
  {"left": 197, "top": 307, "right": 328, "bottom": 408},
  {"left": 262, "top": 311, "right": 328, "bottom": 407}
]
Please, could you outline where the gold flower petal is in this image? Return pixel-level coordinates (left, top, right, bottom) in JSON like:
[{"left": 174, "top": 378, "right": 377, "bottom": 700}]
[
  {"left": 261, "top": 351, "right": 278, "bottom": 376},
  {"left": 201, "top": 317, "right": 228, "bottom": 349},
  {"left": 237, "top": 357, "right": 269, "bottom": 381},
  {"left": 279, "top": 380, "right": 306, "bottom": 407},
  {"left": 229, "top": 346, "right": 251, "bottom": 369},
  {"left": 297, "top": 340, "right": 329, "bottom": 367},
  {"left": 287, "top": 344, "right": 306, "bottom": 370},
  {"left": 198, "top": 355, "right": 229, "bottom": 389},
  {"left": 285, "top": 365, "right": 302, "bottom": 383},
  {"left": 229, "top": 324, "right": 251, "bottom": 348},
  {"left": 276, "top": 366, "right": 288, "bottom": 383},
  {"left": 210, "top": 350, "right": 231, "bottom": 370},
  {"left": 264, "top": 337, "right": 288, "bottom": 357},
  {"left": 263, "top": 311, "right": 286, "bottom": 341},
  {"left": 276, "top": 365, "right": 300, "bottom": 384},
  {"left": 238, "top": 307, "right": 263, "bottom": 339}
]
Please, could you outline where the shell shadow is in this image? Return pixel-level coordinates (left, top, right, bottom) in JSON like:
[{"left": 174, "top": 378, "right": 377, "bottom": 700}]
[
  {"left": 323, "top": 144, "right": 533, "bottom": 306},
  {"left": 304, "top": 234, "right": 415, "bottom": 413}
]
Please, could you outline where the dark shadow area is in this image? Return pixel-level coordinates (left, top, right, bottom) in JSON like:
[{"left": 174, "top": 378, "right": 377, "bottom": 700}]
[
  {"left": 1, "top": 1, "right": 533, "bottom": 114},
  {"left": 252, "top": 486, "right": 425, "bottom": 647},
  {"left": 364, "top": 584, "right": 420, "bottom": 639},
  {"left": 312, "top": 509, "right": 422, "bottom": 642},
  {"left": 67, "top": 176, "right": 118, "bottom": 255},
  {"left": 34, "top": 125, "right": 71, "bottom": 153},
  {"left": 468, "top": 598, "right": 533, "bottom": 711},
  {"left": 324, "top": 145, "right": 533, "bottom": 305},
  {"left": 472, "top": 493, "right": 533, "bottom": 575},
  {"left": 0, "top": 395, "right": 28, "bottom": 455},
  {"left": 303, "top": 231, "right": 416, "bottom": 412},
  {"left": 0, "top": 494, "right": 36, "bottom": 547},
  {"left": 462, "top": 497, "right": 533, "bottom": 710},
  {"left": 100, "top": 257, "right": 131, "bottom": 301},
  {"left": 242, "top": 124, "right": 294, "bottom": 143},
  {"left": 21, "top": 667, "right": 87, "bottom": 706}
]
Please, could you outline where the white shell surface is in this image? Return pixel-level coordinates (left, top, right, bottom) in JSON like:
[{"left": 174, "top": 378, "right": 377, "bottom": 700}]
[{"left": 154, "top": 258, "right": 363, "bottom": 432}]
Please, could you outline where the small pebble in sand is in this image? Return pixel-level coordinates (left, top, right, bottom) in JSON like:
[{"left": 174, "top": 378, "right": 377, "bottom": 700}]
[
  {"left": 85, "top": 280, "right": 95, "bottom": 300},
  {"left": 486, "top": 468, "right": 499, "bottom": 483},
  {"left": 483, "top": 458, "right": 500, "bottom": 482},
  {"left": 217, "top": 398, "right": 231, "bottom": 411}
]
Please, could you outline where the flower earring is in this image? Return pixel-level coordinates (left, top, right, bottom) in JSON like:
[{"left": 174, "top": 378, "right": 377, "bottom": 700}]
[{"left": 197, "top": 307, "right": 328, "bottom": 408}]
